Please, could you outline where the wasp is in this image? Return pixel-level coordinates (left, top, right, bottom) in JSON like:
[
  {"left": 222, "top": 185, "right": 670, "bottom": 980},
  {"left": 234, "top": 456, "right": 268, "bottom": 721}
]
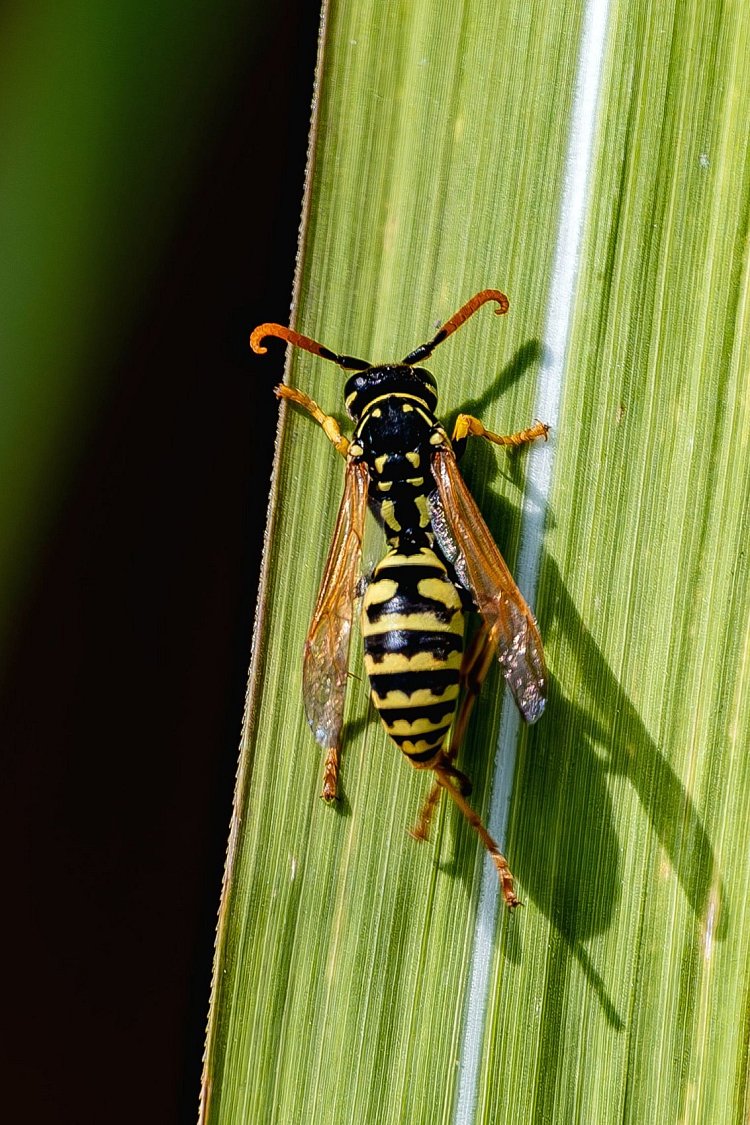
[{"left": 251, "top": 290, "right": 548, "bottom": 907}]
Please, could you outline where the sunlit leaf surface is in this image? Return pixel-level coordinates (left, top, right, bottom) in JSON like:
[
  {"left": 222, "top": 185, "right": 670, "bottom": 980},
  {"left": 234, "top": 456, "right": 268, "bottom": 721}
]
[{"left": 203, "top": 1, "right": 750, "bottom": 1121}]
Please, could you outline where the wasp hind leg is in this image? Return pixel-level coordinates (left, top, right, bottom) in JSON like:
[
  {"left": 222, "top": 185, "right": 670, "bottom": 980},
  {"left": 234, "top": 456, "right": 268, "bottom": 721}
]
[
  {"left": 408, "top": 623, "right": 519, "bottom": 907},
  {"left": 410, "top": 621, "right": 497, "bottom": 840},
  {"left": 275, "top": 384, "right": 350, "bottom": 457},
  {"left": 433, "top": 761, "right": 520, "bottom": 908}
]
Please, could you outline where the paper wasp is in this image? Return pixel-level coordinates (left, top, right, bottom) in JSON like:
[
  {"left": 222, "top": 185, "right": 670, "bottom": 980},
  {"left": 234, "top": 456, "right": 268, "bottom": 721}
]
[{"left": 250, "top": 290, "right": 547, "bottom": 906}]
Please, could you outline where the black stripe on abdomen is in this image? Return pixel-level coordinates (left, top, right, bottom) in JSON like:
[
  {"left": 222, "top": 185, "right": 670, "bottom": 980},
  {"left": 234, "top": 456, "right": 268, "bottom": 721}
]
[
  {"left": 366, "top": 667, "right": 461, "bottom": 699},
  {"left": 362, "top": 546, "right": 465, "bottom": 763},
  {"left": 363, "top": 630, "right": 463, "bottom": 662}
]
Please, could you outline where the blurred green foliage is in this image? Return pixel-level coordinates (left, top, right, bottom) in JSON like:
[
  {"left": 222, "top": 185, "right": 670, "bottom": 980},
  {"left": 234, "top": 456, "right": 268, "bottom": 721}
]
[{"left": 0, "top": 0, "right": 257, "bottom": 655}]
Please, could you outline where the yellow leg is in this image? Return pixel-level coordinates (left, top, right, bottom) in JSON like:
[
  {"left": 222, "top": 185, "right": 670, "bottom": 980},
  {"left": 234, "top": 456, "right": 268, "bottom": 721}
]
[
  {"left": 433, "top": 756, "right": 520, "bottom": 907},
  {"left": 452, "top": 413, "right": 549, "bottom": 448},
  {"left": 445, "top": 622, "right": 498, "bottom": 765},
  {"left": 275, "top": 384, "right": 350, "bottom": 457},
  {"left": 410, "top": 623, "right": 497, "bottom": 842}
]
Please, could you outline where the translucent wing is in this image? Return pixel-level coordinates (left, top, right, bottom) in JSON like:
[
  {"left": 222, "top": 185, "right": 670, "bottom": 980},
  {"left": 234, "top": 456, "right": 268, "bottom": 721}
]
[
  {"left": 303, "top": 460, "right": 369, "bottom": 750},
  {"left": 431, "top": 448, "right": 547, "bottom": 722}
]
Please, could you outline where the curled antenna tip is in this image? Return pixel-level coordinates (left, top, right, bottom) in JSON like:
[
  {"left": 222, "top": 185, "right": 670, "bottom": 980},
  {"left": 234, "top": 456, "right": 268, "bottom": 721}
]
[{"left": 249, "top": 325, "right": 272, "bottom": 354}]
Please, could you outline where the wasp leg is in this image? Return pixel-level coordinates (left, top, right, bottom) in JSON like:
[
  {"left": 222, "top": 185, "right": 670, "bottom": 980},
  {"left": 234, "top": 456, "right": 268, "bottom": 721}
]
[
  {"left": 452, "top": 414, "right": 549, "bottom": 449},
  {"left": 433, "top": 757, "right": 520, "bottom": 907},
  {"left": 408, "top": 782, "right": 442, "bottom": 843},
  {"left": 409, "top": 622, "right": 497, "bottom": 840},
  {"left": 275, "top": 384, "right": 350, "bottom": 457},
  {"left": 410, "top": 625, "right": 524, "bottom": 906},
  {"left": 321, "top": 746, "right": 339, "bottom": 802},
  {"left": 446, "top": 621, "right": 497, "bottom": 766}
]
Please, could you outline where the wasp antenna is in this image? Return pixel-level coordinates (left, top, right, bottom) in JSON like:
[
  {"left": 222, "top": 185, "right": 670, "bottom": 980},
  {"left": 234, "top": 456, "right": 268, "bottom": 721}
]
[
  {"left": 401, "top": 289, "right": 510, "bottom": 366},
  {"left": 250, "top": 323, "right": 371, "bottom": 371},
  {"left": 250, "top": 323, "right": 329, "bottom": 358}
]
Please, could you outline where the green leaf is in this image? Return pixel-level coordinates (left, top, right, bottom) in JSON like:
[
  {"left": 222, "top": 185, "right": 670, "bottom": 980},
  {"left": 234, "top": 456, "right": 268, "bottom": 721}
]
[{"left": 203, "top": 0, "right": 750, "bottom": 1122}]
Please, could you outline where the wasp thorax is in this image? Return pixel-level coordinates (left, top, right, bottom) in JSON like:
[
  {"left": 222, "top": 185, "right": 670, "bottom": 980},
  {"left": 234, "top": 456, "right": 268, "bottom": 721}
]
[{"left": 344, "top": 364, "right": 438, "bottom": 420}]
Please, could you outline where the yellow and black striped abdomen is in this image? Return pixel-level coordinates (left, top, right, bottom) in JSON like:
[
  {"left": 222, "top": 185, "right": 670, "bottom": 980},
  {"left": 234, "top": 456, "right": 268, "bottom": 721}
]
[{"left": 362, "top": 547, "right": 465, "bottom": 766}]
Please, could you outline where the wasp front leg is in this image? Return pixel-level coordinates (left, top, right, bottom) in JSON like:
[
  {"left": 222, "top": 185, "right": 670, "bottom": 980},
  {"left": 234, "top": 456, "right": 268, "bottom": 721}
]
[{"left": 276, "top": 384, "right": 350, "bottom": 457}]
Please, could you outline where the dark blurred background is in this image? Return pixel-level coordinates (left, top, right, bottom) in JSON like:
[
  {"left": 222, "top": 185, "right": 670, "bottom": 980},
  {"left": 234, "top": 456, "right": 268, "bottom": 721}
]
[{"left": 0, "top": 1, "right": 319, "bottom": 1119}]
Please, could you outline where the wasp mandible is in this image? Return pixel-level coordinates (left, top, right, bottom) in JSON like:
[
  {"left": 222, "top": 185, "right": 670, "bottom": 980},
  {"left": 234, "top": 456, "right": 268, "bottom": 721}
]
[{"left": 251, "top": 290, "right": 548, "bottom": 907}]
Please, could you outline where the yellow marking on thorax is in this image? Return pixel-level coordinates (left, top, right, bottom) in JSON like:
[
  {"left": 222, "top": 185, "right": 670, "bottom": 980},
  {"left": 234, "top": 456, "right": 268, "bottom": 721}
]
[
  {"left": 415, "top": 494, "right": 431, "bottom": 527},
  {"left": 361, "top": 392, "right": 432, "bottom": 414},
  {"left": 381, "top": 500, "right": 401, "bottom": 531},
  {"left": 406, "top": 452, "right": 421, "bottom": 467},
  {"left": 374, "top": 454, "right": 389, "bottom": 474},
  {"left": 413, "top": 405, "right": 437, "bottom": 428}
]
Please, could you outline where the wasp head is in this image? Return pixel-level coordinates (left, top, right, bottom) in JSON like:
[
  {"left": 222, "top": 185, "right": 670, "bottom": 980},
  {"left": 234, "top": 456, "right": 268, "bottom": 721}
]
[{"left": 343, "top": 364, "right": 438, "bottom": 421}]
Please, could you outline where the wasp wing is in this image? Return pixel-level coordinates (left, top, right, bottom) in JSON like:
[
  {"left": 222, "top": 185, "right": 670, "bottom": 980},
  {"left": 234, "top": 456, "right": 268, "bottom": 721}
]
[
  {"left": 431, "top": 448, "right": 547, "bottom": 722},
  {"left": 303, "top": 460, "right": 369, "bottom": 750}
]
